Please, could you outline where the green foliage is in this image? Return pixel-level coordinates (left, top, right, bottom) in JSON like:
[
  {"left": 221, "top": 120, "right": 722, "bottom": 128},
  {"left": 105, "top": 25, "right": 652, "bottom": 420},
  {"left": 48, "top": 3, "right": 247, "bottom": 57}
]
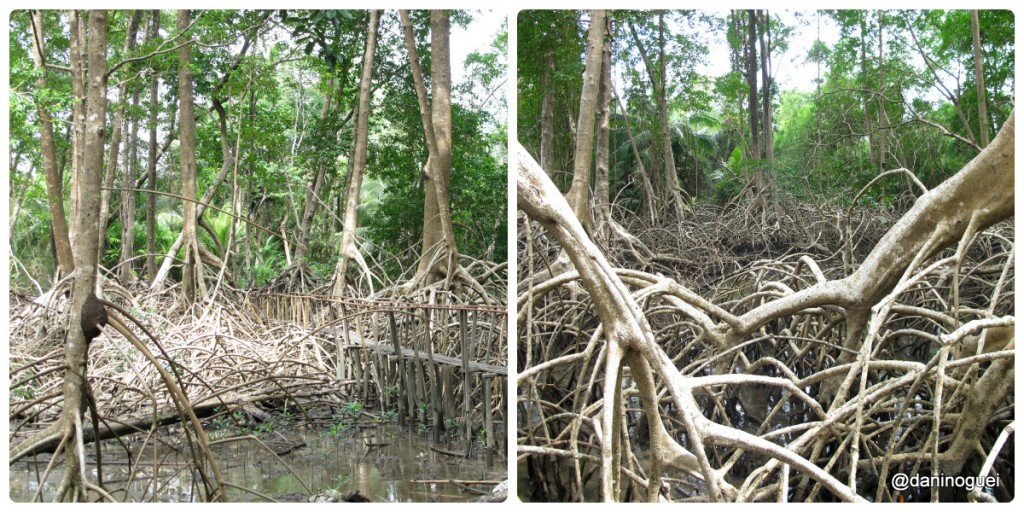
[
  {"left": 9, "top": 9, "right": 506, "bottom": 294},
  {"left": 343, "top": 401, "right": 365, "bottom": 416},
  {"left": 326, "top": 474, "right": 351, "bottom": 491},
  {"left": 444, "top": 417, "right": 461, "bottom": 431},
  {"left": 712, "top": 174, "right": 744, "bottom": 205}
]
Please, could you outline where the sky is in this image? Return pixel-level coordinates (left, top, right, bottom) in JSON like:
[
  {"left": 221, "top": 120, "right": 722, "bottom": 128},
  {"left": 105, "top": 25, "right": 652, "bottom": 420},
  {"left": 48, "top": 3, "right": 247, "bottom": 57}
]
[
  {"left": 451, "top": 9, "right": 506, "bottom": 87},
  {"left": 698, "top": 11, "right": 842, "bottom": 91}
]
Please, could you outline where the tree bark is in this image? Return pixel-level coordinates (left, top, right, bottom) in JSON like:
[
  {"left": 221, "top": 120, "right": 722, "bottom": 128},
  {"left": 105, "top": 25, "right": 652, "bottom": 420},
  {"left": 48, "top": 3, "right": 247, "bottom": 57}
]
[
  {"left": 565, "top": 9, "right": 606, "bottom": 232},
  {"left": 860, "top": 15, "right": 875, "bottom": 164},
  {"left": 422, "top": 10, "right": 458, "bottom": 283},
  {"left": 60, "top": 9, "right": 108, "bottom": 500},
  {"left": 746, "top": 10, "right": 760, "bottom": 161},
  {"left": 400, "top": 10, "right": 458, "bottom": 285},
  {"left": 593, "top": 15, "right": 612, "bottom": 241},
  {"left": 971, "top": 10, "right": 990, "bottom": 148},
  {"left": 145, "top": 10, "right": 160, "bottom": 281},
  {"left": 119, "top": 69, "right": 143, "bottom": 284},
  {"left": 177, "top": 9, "right": 203, "bottom": 311},
  {"left": 758, "top": 10, "right": 774, "bottom": 163},
  {"left": 333, "top": 9, "right": 380, "bottom": 295},
  {"left": 99, "top": 11, "right": 141, "bottom": 266},
  {"left": 67, "top": 10, "right": 86, "bottom": 247},
  {"left": 877, "top": 10, "right": 887, "bottom": 170},
  {"left": 539, "top": 47, "right": 556, "bottom": 177},
  {"left": 29, "top": 10, "right": 75, "bottom": 277},
  {"left": 815, "top": 13, "right": 822, "bottom": 148}
]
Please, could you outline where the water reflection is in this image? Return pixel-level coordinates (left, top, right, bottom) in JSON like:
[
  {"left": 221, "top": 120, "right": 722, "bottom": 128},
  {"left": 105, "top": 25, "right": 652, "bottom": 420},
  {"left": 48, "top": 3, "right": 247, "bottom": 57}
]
[{"left": 9, "top": 423, "right": 505, "bottom": 502}]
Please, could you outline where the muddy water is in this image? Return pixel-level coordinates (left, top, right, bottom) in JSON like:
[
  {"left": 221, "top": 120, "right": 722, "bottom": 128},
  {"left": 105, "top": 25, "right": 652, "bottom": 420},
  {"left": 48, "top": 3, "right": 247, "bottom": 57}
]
[{"left": 9, "top": 423, "right": 504, "bottom": 502}]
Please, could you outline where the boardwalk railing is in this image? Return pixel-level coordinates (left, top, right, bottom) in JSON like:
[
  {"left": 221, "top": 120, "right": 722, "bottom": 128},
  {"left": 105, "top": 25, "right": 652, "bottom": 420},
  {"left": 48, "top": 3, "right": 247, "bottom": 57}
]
[{"left": 249, "top": 292, "right": 507, "bottom": 462}]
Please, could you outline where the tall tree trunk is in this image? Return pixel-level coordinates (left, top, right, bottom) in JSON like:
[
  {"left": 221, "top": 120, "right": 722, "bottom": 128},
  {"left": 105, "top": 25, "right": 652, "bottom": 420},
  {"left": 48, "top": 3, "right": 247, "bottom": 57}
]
[
  {"left": 971, "top": 10, "right": 990, "bottom": 148},
  {"left": 860, "top": 15, "right": 875, "bottom": 165},
  {"left": 877, "top": 10, "right": 887, "bottom": 170},
  {"left": 564, "top": 9, "right": 606, "bottom": 233},
  {"left": 29, "top": 10, "right": 75, "bottom": 277},
  {"left": 145, "top": 10, "right": 160, "bottom": 280},
  {"left": 758, "top": 10, "right": 774, "bottom": 163},
  {"left": 422, "top": 10, "right": 458, "bottom": 283},
  {"left": 99, "top": 11, "right": 141, "bottom": 266},
  {"left": 119, "top": 83, "right": 142, "bottom": 284},
  {"left": 746, "top": 10, "right": 760, "bottom": 161},
  {"left": 177, "top": 9, "right": 203, "bottom": 311},
  {"left": 61, "top": 9, "right": 108, "bottom": 500},
  {"left": 401, "top": 10, "right": 458, "bottom": 284},
  {"left": 613, "top": 90, "right": 657, "bottom": 225},
  {"left": 68, "top": 10, "right": 86, "bottom": 247},
  {"left": 656, "top": 13, "right": 687, "bottom": 219},
  {"left": 816, "top": 12, "right": 822, "bottom": 148},
  {"left": 731, "top": 11, "right": 747, "bottom": 146},
  {"left": 539, "top": 48, "right": 556, "bottom": 177},
  {"left": 333, "top": 9, "right": 380, "bottom": 296},
  {"left": 593, "top": 15, "right": 613, "bottom": 240}
]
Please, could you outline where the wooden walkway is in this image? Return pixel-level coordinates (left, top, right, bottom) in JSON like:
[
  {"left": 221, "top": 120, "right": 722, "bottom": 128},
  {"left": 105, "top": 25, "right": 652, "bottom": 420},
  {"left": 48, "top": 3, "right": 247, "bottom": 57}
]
[
  {"left": 340, "top": 340, "right": 506, "bottom": 376},
  {"left": 252, "top": 292, "right": 507, "bottom": 460}
]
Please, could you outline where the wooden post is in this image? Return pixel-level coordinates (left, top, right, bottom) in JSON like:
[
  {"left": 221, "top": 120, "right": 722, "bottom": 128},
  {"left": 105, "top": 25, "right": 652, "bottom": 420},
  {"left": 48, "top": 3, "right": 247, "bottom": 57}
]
[
  {"left": 500, "top": 375, "right": 507, "bottom": 452},
  {"left": 352, "top": 349, "right": 364, "bottom": 398},
  {"left": 338, "top": 304, "right": 353, "bottom": 383},
  {"left": 370, "top": 312, "right": 385, "bottom": 406},
  {"left": 388, "top": 311, "right": 407, "bottom": 426},
  {"left": 460, "top": 309, "right": 471, "bottom": 456},
  {"left": 442, "top": 366, "right": 456, "bottom": 422},
  {"left": 482, "top": 372, "right": 494, "bottom": 467},
  {"left": 423, "top": 307, "right": 445, "bottom": 444},
  {"left": 406, "top": 353, "right": 419, "bottom": 424}
]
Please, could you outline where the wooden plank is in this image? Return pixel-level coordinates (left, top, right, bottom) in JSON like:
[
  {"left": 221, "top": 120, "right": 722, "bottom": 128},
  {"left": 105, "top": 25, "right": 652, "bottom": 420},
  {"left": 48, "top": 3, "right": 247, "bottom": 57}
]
[{"left": 333, "top": 338, "right": 507, "bottom": 376}]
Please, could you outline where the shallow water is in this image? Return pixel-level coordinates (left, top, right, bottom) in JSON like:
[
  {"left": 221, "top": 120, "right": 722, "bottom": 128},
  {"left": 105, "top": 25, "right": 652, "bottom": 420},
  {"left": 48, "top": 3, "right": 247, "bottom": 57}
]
[{"left": 9, "top": 423, "right": 505, "bottom": 502}]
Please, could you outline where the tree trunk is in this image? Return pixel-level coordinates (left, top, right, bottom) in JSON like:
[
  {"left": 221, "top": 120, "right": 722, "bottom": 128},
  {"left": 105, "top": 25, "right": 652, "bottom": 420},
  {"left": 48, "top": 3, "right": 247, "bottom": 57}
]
[
  {"left": 422, "top": 10, "right": 458, "bottom": 283},
  {"left": 177, "top": 9, "right": 203, "bottom": 311},
  {"left": 657, "top": 14, "right": 687, "bottom": 219},
  {"left": 758, "top": 10, "right": 774, "bottom": 163},
  {"left": 971, "top": 10, "right": 990, "bottom": 148},
  {"left": 333, "top": 9, "right": 380, "bottom": 296},
  {"left": 539, "top": 48, "right": 556, "bottom": 177},
  {"left": 99, "top": 11, "right": 141, "bottom": 266},
  {"left": 877, "top": 10, "right": 887, "bottom": 170},
  {"left": 627, "top": 15, "right": 688, "bottom": 220},
  {"left": 564, "top": 9, "right": 605, "bottom": 233},
  {"left": 816, "top": 13, "right": 822, "bottom": 148},
  {"left": 29, "top": 10, "right": 75, "bottom": 277},
  {"left": 593, "top": 15, "right": 612, "bottom": 241},
  {"left": 119, "top": 79, "right": 142, "bottom": 284},
  {"left": 860, "top": 16, "right": 875, "bottom": 165},
  {"left": 400, "top": 10, "right": 458, "bottom": 285},
  {"left": 60, "top": 9, "right": 108, "bottom": 500},
  {"left": 613, "top": 90, "right": 657, "bottom": 225},
  {"left": 746, "top": 10, "right": 760, "bottom": 161},
  {"left": 68, "top": 10, "right": 86, "bottom": 248},
  {"left": 145, "top": 10, "right": 160, "bottom": 281}
]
